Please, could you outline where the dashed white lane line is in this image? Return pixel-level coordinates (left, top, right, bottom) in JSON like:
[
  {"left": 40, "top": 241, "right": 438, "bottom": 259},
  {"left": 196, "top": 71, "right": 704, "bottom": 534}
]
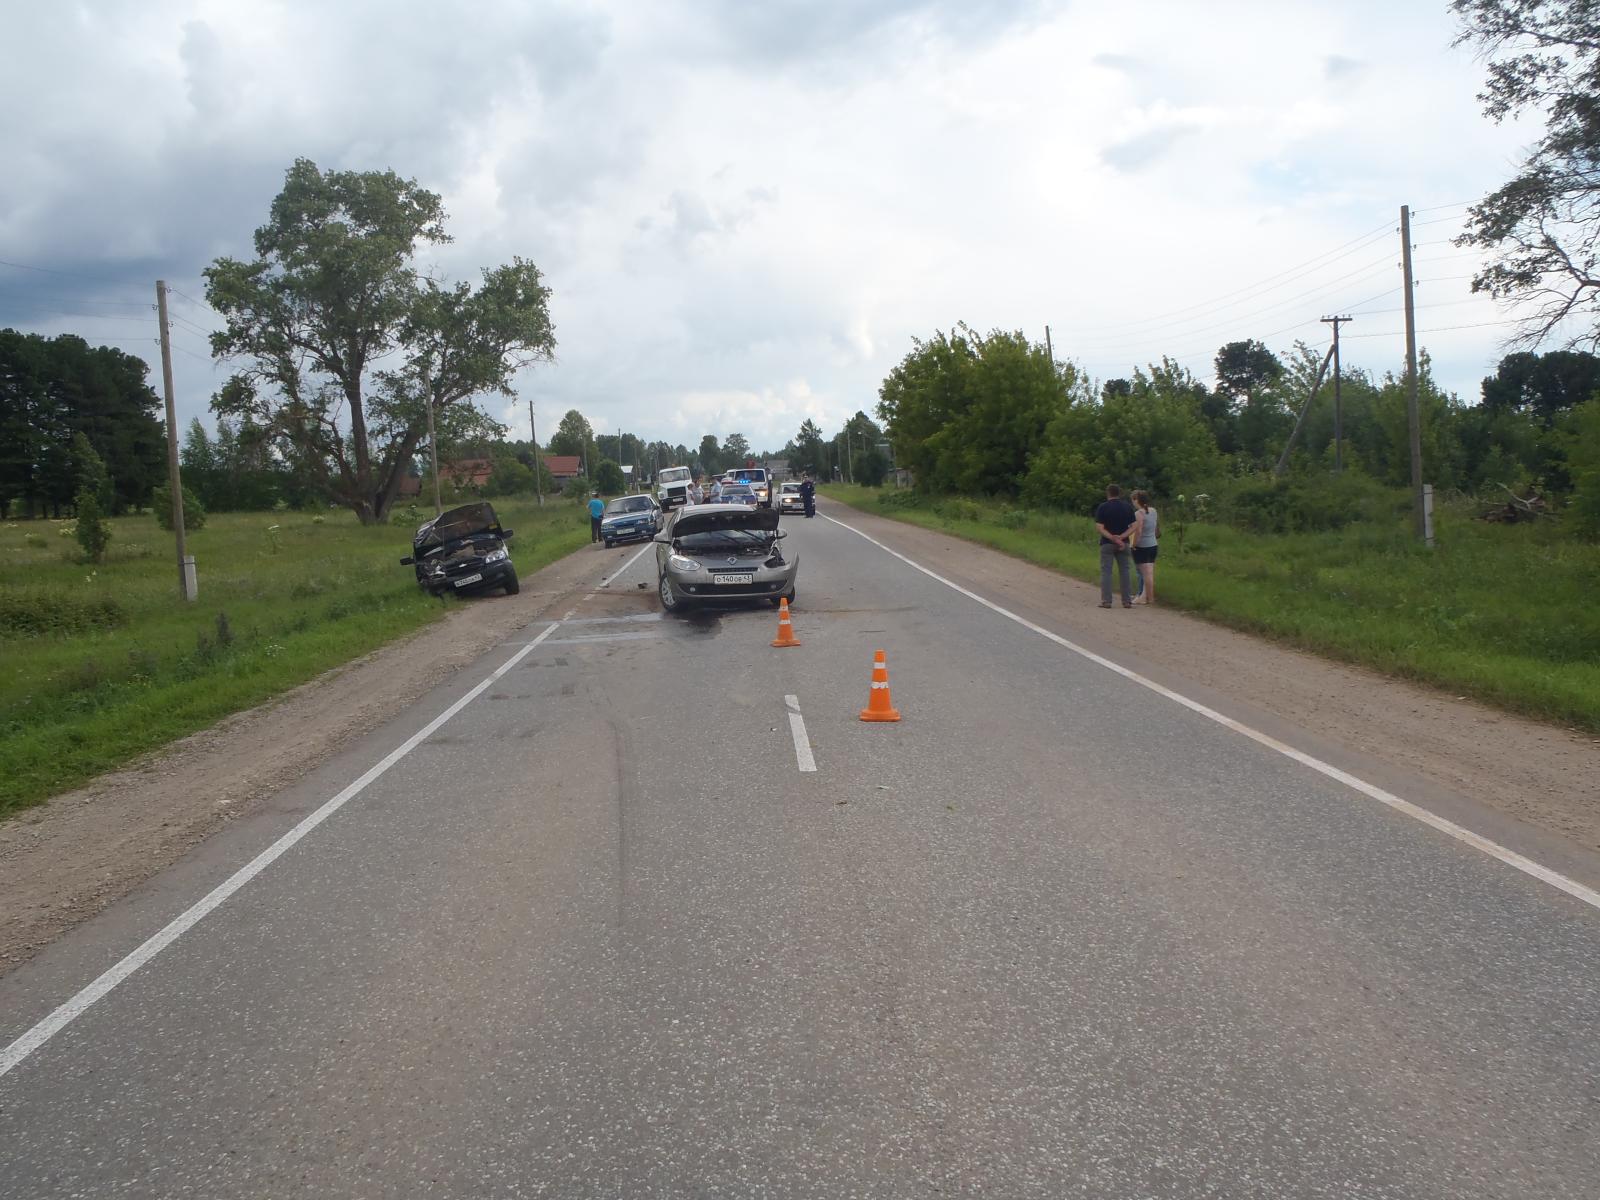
[
  {"left": 0, "top": 620, "right": 569, "bottom": 1082},
  {"left": 785, "top": 694, "right": 817, "bottom": 773},
  {"left": 601, "top": 543, "right": 653, "bottom": 588},
  {"left": 822, "top": 512, "right": 1600, "bottom": 914}
]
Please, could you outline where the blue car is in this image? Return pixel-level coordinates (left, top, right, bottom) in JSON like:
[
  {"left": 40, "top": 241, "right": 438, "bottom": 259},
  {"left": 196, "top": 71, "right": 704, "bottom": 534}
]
[{"left": 601, "top": 494, "right": 662, "bottom": 547}]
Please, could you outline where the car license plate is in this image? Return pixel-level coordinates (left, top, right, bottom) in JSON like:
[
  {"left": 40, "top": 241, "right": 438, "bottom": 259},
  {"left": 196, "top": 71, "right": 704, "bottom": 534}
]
[
  {"left": 453, "top": 573, "right": 483, "bottom": 587},
  {"left": 714, "top": 574, "right": 753, "bottom": 585}
]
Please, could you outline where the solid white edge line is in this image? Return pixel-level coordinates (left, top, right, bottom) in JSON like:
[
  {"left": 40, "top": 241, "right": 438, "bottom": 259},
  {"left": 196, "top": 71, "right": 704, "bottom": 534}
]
[
  {"left": 0, "top": 619, "right": 566, "bottom": 1082},
  {"left": 784, "top": 694, "right": 817, "bottom": 773},
  {"left": 601, "top": 543, "right": 653, "bottom": 589},
  {"left": 821, "top": 512, "right": 1600, "bottom": 913}
]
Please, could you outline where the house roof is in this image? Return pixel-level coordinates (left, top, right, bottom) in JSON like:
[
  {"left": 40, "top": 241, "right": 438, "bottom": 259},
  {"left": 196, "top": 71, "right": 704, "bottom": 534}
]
[{"left": 543, "top": 455, "right": 582, "bottom": 476}]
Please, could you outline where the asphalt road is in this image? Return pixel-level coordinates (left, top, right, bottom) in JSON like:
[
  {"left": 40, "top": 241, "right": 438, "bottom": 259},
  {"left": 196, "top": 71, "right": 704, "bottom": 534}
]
[{"left": 3, "top": 500, "right": 1599, "bottom": 1198}]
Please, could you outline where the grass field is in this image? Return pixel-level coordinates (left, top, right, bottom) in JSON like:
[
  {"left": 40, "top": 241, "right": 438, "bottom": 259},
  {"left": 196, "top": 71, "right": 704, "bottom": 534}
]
[
  {"left": 823, "top": 484, "right": 1600, "bottom": 733},
  {"left": 0, "top": 498, "right": 589, "bottom": 818}
]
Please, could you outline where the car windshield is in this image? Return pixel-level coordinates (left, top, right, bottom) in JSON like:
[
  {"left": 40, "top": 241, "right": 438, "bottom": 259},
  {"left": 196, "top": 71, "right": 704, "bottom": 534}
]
[
  {"left": 658, "top": 467, "right": 690, "bottom": 483},
  {"left": 606, "top": 496, "right": 653, "bottom": 514},
  {"left": 732, "top": 470, "right": 766, "bottom": 482}
]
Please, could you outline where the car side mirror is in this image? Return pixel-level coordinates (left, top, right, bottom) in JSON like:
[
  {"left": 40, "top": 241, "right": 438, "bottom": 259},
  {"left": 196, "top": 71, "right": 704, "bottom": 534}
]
[
  {"left": 499, "top": 529, "right": 514, "bottom": 539},
  {"left": 653, "top": 532, "right": 670, "bottom": 543},
  {"left": 774, "top": 529, "right": 788, "bottom": 539},
  {"left": 400, "top": 556, "right": 414, "bottom": 565}
]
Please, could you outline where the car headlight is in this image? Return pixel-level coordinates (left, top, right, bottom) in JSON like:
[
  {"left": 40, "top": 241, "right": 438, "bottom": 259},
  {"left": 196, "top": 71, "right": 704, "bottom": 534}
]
[
  {"left": 485, "top": 547, "right": 509, "bottom": 563},
  {"left": 668, "top": 554, "right": 701, "bottom": 572}
]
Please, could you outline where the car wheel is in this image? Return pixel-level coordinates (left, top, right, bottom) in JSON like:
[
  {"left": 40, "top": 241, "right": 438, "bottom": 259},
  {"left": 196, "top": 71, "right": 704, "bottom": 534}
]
[
  {"left": 784, "top": 586, "right": 796, "bottom": 606},
  {"left": 503, "top": 572, "right": 521, "bottom": 595},
  {"left": 658, "top": 573, "right": 684, "bottom": 612},
  {"left": 604, "top": 538, "right": 614, "bottom": 548}
]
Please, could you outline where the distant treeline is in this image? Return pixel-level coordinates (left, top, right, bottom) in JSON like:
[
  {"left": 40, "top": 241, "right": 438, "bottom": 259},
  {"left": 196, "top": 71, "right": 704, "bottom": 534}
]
[
  {"left": 875, "top": 325, "right": 1600, "bottom": 536},
  {"left": 0, "top": 330, "right": 166, "bottom": 519}
]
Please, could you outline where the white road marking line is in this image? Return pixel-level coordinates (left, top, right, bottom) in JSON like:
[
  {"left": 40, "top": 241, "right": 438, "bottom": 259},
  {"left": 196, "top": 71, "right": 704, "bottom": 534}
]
[
  {"left": 561, "top": 613, "right": 663, "bottom": 626},
  {"left": 601, "top": 543, "right": 653, "bottom": 588},
  {"left": 544, "top": 631, "right": 659, "bottom": 646},
  {"left": 822, "top": 513, "right": 1600, "bottom": 914},
  {"left": 0, "top": 620, "right": 567, "bottom": 1082},
  {"left": 785, "top": 694, "right": 817, "bottom": 773}
]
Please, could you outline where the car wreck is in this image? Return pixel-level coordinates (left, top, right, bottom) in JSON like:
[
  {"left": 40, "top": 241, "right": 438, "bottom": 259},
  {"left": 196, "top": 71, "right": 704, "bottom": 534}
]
[
  {"left": 400, "top": 501, "right": 520, "bottom": 597},
  {"left": 653, "top": 504, "right": 797, "bottom": 612}
]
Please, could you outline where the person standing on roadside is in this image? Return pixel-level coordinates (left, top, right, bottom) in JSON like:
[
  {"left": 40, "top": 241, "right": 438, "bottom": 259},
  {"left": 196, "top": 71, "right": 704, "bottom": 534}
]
[
  {"left": 588, "top": 491, "right": 605, "bottom": 543},
  {"left": 1093, "top": 483, "right": 1137, "bottom": 608},
  {"left": 1129, "top": 490, "right": 1159, "bottom": 604}
]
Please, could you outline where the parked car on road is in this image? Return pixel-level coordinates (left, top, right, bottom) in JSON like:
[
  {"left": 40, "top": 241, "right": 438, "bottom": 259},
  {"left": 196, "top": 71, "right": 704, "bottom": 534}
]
[
  {"left": 601, "top": 493, "right": 661, "bottom": 547},
  {"left": 719, "top": 483, "right": 758, "bottom": 509},
  {"left": 777, "top": 481, "right": 804, "bottom": 514},
  {"left": 401, "top": 501, "right": 519, "bottom": 596},
  {"left": 728, "top": 467, "right": 772, "bottom": 507},
  {"left": 654, "top": 504, "right": 797, "bottom": 612}
]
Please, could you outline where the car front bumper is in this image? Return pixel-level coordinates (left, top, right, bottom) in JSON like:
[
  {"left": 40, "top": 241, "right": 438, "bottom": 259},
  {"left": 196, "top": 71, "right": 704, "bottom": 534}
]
[
  {"left": 602, "top": 521, "right": 657, "bottom": 543},
  {"left": 422, "top": 559, "right": 517, "bottom": 596}
]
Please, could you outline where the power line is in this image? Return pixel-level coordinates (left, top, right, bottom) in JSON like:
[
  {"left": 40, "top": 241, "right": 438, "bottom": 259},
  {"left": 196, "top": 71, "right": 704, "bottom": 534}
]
[
  {"left": 1066, "top": 217, "right": 1397, "bottom": 337},
  {"left": 0, "top": 257, "right": 139, "bottom": 284},
  {"left": 1068, "top": 250, "right": 1401, "bottom": 351}
]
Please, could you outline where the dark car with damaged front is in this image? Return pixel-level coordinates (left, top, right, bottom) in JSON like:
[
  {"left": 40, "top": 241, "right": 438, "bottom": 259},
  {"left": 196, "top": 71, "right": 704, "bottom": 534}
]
[
  {"left": 401, "top": 502, "right": 520, "bottom": 597},
  {"left": 653, "top": 504, "right": 797, "bottom": 612}
]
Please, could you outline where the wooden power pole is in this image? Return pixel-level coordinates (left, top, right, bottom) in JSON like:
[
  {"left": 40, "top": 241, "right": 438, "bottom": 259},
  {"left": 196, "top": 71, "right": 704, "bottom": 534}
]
[
  {"left": 422, "top": 362, "right": 442, "bottom": 516},
  {"left": 1400, "top": 205, "right": 1429, "bottom": 545},
  {"left": 155, "top": 281, "right": 195, "bottom": 600},
  {"left": 528, "top": 399, "right": 544, "bottom": 506},
  {"left": 1320, "top": 315, "right": 1352, "bottom": 472}
]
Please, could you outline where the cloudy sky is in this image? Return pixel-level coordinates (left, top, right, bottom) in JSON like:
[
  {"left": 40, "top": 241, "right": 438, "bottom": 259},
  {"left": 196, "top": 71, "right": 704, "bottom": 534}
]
[{"left": 2, "top": 0, "right": 1538, "bottom": 453}]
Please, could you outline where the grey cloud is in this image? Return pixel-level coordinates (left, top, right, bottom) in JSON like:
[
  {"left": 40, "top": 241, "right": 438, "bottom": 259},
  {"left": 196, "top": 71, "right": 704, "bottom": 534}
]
[
  {"left": 1092, "top": 52, "right": 1144, "bottom": 75},
  {"left": 1101, "top": 125, "right": 1196, "bottom": 172},
  {"left": 1324, "top": 54, "right": 1366, "bottom": 82}
]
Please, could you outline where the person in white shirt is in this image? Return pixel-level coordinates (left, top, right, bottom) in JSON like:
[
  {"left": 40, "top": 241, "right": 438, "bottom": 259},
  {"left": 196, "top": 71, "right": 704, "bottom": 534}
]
[{"left": 1129, "top": 490, "right": 1159, "bottom": 605}]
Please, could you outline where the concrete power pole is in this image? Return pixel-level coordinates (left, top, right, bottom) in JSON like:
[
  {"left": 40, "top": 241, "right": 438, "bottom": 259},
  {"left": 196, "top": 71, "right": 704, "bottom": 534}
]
[
  {"left": 1044, "top": 324, "right": 1054, "bottom": 365},
  {"left": 154, "top": 281, "right": 195, "bottom": 601},
  {"left": 1320, "top": 315, "right": 1352, "bottom": 472},
  {"left": 528, "top": 400, "right": 545, "bottom": 506},
  {"left": 1399, "top": 205, "right": 1430, "bottom": 545}
]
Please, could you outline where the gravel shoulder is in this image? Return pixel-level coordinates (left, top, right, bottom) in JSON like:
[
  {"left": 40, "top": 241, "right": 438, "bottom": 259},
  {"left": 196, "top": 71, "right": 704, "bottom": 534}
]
[{"left": 4, "top": 507, "right": 1598, "bottom": 976}]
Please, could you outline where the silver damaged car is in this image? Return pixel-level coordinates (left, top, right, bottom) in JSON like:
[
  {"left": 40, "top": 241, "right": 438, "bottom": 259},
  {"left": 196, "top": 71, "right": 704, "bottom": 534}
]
[{"left": 653, "top": 504, "right": 797, "bottom": 612}]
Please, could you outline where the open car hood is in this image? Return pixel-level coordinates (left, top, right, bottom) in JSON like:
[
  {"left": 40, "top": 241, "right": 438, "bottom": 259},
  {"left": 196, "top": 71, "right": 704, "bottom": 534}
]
[
  {"left": 671, "top": 505, "right": 780, "bottom": 537},
  {"left": 413, "top": 502, "right": 503, "bottom": 551}
]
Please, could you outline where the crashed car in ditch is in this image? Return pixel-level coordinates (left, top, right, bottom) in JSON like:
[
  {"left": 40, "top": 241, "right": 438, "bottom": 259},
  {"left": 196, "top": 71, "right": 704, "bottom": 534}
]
[
  {"left": 400, "top": 501, "right": 520, "bottom": 597},
  {"left": 653, "top": 504, "right": 797, "bottom": 613}
]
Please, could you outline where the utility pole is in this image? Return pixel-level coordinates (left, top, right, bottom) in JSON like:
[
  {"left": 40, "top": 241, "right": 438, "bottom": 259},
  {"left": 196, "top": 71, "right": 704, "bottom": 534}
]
[
  {"left": 1044, "top": 324, "right": 1055, "bottom": 365},
  {"left": 1400, "top": 205, "right": 1429, "bottom": 545},
  {"left": 527, "top": 399, "right": 544, "bottom": 506},
  {"left": 155, "top": 281, "right": 195, "bottom": 601},
  {"left": 422, "top": 362, "right": 441, "bottom": 516},
  {"left": 845, "top": 428, "right": 853, "bottom": 483},
  {"left": 1320, "top": 315, "right": 1352, "bottom": 472}
]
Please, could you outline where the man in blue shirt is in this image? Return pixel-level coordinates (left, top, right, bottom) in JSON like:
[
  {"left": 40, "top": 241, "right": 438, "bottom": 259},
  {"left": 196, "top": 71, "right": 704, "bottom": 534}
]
[
  {"left": 588, "top": 492, "right": 605, "bottom": 543},
  {"left": 1093, "top": 483, "right": 1137, "bottom": 608}
]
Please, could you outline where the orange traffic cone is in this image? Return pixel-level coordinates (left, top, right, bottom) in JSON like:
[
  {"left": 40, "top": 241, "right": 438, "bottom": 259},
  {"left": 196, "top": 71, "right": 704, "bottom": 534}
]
[
  {"left": 771, "top": 597, "right": 801, "bottom": 647},
  {"left": 859, "top": 649, "right": 901, "bottom": 722}
]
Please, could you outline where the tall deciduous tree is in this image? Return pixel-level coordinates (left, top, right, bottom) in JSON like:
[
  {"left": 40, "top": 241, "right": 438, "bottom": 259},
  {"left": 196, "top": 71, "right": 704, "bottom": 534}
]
[
  {"left": 1452, "top": 1, "right": 1600, "bottom": 347},
  {"left": 205, "top": 159, "right": 554, "bottom": 523},
  {"left": 549, "top": 409, "right": 596, "bottom": 467}
]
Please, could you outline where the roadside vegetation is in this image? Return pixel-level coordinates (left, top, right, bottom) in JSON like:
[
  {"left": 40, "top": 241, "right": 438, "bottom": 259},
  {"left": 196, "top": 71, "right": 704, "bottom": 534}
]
[
  {"left": 824, "top": 483, "right": 1600, "bottom": 732},
  {"left": 0, "top": 498, "right": 587, "bottom": 818}
]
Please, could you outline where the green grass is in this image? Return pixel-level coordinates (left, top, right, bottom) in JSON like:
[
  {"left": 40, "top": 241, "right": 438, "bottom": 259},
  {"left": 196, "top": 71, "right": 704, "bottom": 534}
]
[
  {"left": 0, "top": 498, "right": 589, "bottom": 818},
  {"left": 822, "top": 484, "right": 1600, "bottom": 732}
]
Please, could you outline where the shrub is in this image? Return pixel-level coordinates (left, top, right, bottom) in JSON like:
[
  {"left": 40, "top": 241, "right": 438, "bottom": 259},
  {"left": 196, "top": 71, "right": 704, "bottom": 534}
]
[
  {"left": 0, "top": 592, "right": 127, "bottom": 637},
  {"left": 73, "top": 488, "right": 111, "bottom": 563},
  {"left": 151, "top": 483, "right": 207, "bottom": 532},
  {"left": 1216, "top": 471, "right": 1405, "bottom": 534}
]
